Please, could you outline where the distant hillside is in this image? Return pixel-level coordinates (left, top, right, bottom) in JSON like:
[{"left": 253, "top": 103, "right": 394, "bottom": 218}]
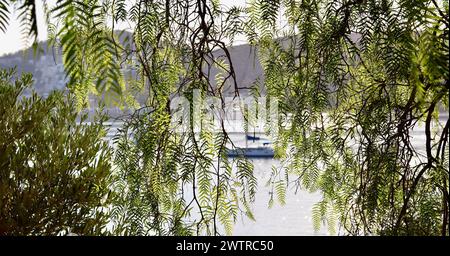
[
  {"left": 0, "top": 41, "right": 67, "bottom": 95},
  {"left": 0, "top": 36, "right": 264, "bottom": 97}
]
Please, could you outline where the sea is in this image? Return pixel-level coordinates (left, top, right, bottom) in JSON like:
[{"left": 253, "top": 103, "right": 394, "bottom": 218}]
[{"left": 102, "top": 112, "right": 448, "bottom": 236}]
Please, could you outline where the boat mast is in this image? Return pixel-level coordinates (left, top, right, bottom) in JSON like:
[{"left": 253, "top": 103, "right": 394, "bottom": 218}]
[{"left": 245, "top": 118, "right": 248, "bottom": 149}]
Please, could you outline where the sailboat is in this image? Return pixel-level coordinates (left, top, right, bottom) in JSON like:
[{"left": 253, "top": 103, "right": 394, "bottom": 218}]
[
  {"left": 246, "top": 128, "right": 260, "bottom": 141},
  {"left": 227, "top": 127, "right": 274, "bottom": 158},
  {"left": 246, "top": 135, "right": 261, "bottom": 141},
  {"left": 226, "top": 145, "right": 274, "bottom": 158}
]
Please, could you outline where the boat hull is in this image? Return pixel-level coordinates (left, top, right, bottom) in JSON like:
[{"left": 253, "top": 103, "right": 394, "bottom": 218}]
[{"left": 226, "top": 147, "right": 274, "bottom": 158}]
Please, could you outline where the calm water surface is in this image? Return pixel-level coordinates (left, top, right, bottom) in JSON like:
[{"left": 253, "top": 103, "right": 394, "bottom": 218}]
[{"left": 104, "top": 113, "right": 448, "bottom": 235}]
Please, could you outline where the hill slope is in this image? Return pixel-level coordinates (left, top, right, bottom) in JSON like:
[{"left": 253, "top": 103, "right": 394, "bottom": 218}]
[{"left": 0, "top": 39, "right": 263, "bottom": 97}]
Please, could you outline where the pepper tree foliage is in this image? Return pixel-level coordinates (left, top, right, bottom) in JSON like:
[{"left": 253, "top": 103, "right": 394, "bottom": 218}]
[
  {"left": 0, "top": 0, "right": 254, "bottom": 236},
  {"left": 1, "top": 0, "right": 256, "bottom": 235},
  {"left": 0, "top": 0, "right": 38, "bottom": 42},
  {"left": 1, "top": 0, "right": 448, "bottom": 236},
  {"left": 106, "top": 0, "right": 257, "bottom": 236},
  {"left": 0, "top": 68, "right": 112, "bottom": 235},
  {"left": 246, "top": 0, "right": 449, "bottom": 235}
]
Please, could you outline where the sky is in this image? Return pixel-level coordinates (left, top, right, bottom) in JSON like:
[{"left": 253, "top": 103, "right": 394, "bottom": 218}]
[{"left": 0, "top": 0, "right": 248, "bottom": 56}]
